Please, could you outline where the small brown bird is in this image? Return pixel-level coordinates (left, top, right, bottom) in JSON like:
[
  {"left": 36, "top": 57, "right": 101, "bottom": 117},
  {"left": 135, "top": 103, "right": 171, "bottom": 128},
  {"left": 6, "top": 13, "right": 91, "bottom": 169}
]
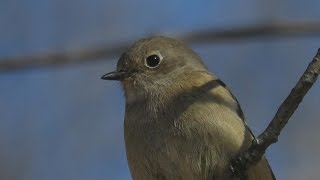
[{"left": 102, "top": 36, "right": 275, "bottom": 180}]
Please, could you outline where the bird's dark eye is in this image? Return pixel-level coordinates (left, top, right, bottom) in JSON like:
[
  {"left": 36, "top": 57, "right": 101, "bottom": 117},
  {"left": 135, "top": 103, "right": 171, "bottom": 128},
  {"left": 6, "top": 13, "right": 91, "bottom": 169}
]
[{"left": 145, "top": 54, "right": 162, "bottom": 68}]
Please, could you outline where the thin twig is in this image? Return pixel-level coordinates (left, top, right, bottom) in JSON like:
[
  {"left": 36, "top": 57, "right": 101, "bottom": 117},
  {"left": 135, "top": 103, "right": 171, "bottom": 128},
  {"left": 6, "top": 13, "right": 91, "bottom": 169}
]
[
  {"left": 0, "top": 45, "right": 128, "bottom": 72},
  {"left": 1, "top": 22, "right": 320, "bottom": 71},
  {"left": 219, "top": 49, "right": 320, "bottom": 180}
]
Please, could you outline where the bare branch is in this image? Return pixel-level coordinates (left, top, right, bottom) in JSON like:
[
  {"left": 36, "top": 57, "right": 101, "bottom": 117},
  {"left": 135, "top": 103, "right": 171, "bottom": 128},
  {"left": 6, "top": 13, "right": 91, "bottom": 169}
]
[
  {"left": 1, "top": 22, "right": 320, "bottom": 71},
  {"left": 0, "top": 45, "right": 127, "bottom": 72},
  {"left": 180, "top": 21, "right": 320, "bottom": 43},
  {"left": 219, "top": 49, "right": 320, "bottom": 180}
]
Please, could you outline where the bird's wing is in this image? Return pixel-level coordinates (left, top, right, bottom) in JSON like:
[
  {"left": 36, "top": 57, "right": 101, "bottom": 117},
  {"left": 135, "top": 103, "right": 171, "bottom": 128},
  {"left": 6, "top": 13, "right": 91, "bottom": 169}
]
[{"left": 215, "top": 78, "right": 276, "bottom": 180}]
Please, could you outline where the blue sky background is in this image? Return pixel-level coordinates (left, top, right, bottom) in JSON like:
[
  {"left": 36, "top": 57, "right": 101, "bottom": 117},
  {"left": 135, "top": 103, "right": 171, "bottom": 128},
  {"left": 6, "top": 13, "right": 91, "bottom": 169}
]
[{"left": 1, "top": 0, "right": 320, "bottom": 179}]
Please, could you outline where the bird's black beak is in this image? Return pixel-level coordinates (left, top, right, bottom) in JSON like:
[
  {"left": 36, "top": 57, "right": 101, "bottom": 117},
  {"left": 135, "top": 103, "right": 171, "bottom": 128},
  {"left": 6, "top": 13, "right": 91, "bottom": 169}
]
[{"left": 101, "top": 70, "right": 127, "bottom": 81}]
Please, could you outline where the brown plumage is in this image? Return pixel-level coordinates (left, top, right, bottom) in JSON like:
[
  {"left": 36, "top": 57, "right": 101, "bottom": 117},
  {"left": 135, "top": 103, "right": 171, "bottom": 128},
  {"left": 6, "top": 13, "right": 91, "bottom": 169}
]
[{"left": 102, "top": 36, "right": 275, "bottom": 180}]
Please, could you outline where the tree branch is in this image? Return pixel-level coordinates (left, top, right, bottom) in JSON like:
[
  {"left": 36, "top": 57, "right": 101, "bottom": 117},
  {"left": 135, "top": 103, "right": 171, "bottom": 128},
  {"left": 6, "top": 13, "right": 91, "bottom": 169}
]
[
  {"left": 1, "top": 21, "right": 320, "bottom": 71},
  {"left": 219, "top": 49, "right": 320, "bottom": 180}
]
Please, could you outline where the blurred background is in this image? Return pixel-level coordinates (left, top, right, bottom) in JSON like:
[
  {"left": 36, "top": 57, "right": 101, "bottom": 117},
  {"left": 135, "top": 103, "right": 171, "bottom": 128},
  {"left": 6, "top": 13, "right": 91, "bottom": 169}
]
[{"left": 1, "top": 0, "right": 320, "bottom": 179}]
